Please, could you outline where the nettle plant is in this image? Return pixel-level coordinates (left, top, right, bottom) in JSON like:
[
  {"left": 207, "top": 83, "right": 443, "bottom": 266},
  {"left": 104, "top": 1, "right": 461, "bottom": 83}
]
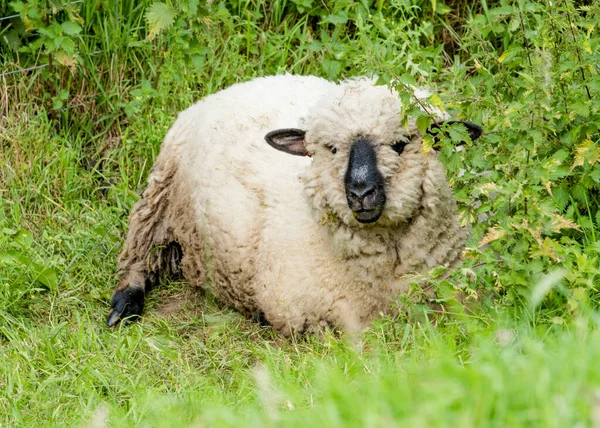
[
  {"left": 3, "top": 0, "right": 84, "bottom": 111},
  {"left": 355, "top": 0, "right": 599, "bottom": 316},
  {"left": 423, "top": 0, "right": 600, "bottom": 315},
  {"left": 5, "top": 1, "right": 82, "bottom": 70}
]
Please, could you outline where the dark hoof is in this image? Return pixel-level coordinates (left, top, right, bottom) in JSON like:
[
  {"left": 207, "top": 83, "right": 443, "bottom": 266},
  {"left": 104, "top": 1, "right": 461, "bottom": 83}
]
[
  {"left": 107, "top": 287, "right": 145, "bottom": 327},
  {"left": 252, "top": 310, "right": 270, "bottom": 327}
]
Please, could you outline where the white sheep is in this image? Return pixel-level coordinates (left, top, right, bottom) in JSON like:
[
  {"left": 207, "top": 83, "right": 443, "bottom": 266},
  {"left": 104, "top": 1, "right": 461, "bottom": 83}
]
[{"left": 107, "top": 74, "right": 482, "bottom": 336}]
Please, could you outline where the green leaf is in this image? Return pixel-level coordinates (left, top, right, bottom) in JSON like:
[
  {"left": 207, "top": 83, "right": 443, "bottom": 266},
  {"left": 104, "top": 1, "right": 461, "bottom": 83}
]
[
  {"left": 38, "top": 28, "right": 55, "bottom": 38},
  {"left": 9, "top": 1, "right": 25, "bottom": 13},
  {"left": 27, "top": 6, "right": 41, "bottom": 20},
  {"left": 53, "top": 36, "right": 64, "bottom": 50},
  {"left": 2, "top": 228, "right": 18, "bottom": 236},
  {"left": 291, "top": 0, "right": 313, "bottom": 13},
  {"left": 322, "top": 12, "right": 348, "bottom": 25},
  {"left": 0, "top": 250, "right": 58, "bottom": 290},
  {"left": 448, "top": 123, "right": 470, "bottom": 143},
  {"left": 15, "top": 229, "right": 33, "bottom": 246},
  {"left": 181, "top": 0, "right": 199, "bottom": 14},
  {"left": 61, "top": 21, "right": 82, "bottom": 35},
  {"left": 429, "top": 265, "right": 448, "bottom": 278},
  {"left": 2, "top": 30, "right": 22, "bottom": 51},
  {"left": 321, "top": 58, "right": 341, "bottom": 80},
  {"left": 0, "top": 250, "right": 30, "bottom": 266},
  {"left": 62, "top": 37, "right": 76, "bottom": 54},
  {"left": 399, "top": 74, "right": 417, "bottom": 86},
  {"left": 190, "top": 55, "right": 205, "bottom": 72},
  {"left": 304, "top": 41, "right": 323, "bottom": 52},
  {"left": 435, "top": 3, "right": 452, "bottom": 14},
  {"left": 571, "top": 101, "right": 590, "bottom": 118},
  {"left": 552, "top": 186, "right": 569, "bottom": 210},
  {"left": 146, "top": 2, "right": 175, "bottom": 40},
  {"left": 416, "top": 115, "right": 432, "bottom": 134},
  {"left": 34, "top": 267, "right": 58, "bottom": 290}
]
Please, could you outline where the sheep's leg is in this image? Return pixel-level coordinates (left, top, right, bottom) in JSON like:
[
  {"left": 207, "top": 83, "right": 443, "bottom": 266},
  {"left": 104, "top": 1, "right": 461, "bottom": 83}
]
[
  {"left": 107, "top": 155, "right": 181, "bottom": 327},
  {"left": 107, "top": 265, "right": 149, "bottom": 326},
  {"left": 107, "top": 233, "right": 182, "bottom": 326},
  {"left": 107, "top": 226, "right": 182, "bottom": 326}
]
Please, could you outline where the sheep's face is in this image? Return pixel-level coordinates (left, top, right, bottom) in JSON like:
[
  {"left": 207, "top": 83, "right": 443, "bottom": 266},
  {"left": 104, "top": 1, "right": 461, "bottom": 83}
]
[
  {"left": 264, "top": 127, "right": 409, "bottom": 226},
  {"left": 264, "top": 85, "right": 482, "bottom": 227},
  {"left": 265, "top": 124, "right": 480, "bottom": 228}
]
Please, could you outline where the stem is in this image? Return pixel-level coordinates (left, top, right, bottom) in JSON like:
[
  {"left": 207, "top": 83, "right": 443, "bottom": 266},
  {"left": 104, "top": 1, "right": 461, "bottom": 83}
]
[
  {"left": 517, "top": 2, "right": 533, "bottom": 69},
  {"left": 517, "top": 0, "right": 535, "bottom": 217},
  {"left": 565, "top": 5, "right": 592, "bottom": 100},
  {"left": 398, "top": 82, "right": 431, "bottom": 116},
  {"left": 45, "top": 0, "right": 56, "bottom": 99},
  {"left": 546, "top": 0, "right": 569, "bottom": 115},
  {"left": 524, "top": 149, "right": 530, "bottom": 216}
]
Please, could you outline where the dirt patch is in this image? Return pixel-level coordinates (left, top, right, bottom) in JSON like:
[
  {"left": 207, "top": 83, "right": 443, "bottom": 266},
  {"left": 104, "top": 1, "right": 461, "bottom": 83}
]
[{"left": 154, "top": 286, "right": 204, "bottom": 321}]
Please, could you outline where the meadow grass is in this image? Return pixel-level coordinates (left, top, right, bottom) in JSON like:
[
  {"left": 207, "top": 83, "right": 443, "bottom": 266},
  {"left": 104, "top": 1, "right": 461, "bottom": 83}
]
[
  {"left": 2, "top": 0, "right": 600, "bottom": 426},
  {"left": 2, "top": 95, "right": 598, "bottom": 427}
]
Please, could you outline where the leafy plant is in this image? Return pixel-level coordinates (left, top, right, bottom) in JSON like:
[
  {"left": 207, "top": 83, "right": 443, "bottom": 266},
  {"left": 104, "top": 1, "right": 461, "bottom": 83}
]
[
  {"left": 0, "top": 213, "right": 58, "bottom": 314},
  {"left": 8, "top": 0, "right": 83, "bottom": 66}
]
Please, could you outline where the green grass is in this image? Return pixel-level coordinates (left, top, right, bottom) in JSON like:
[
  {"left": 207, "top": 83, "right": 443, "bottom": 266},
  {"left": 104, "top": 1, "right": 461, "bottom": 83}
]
[
  {"left": 3, "top": 276, "right": 600, "bottom": 427},
  {"left": 2, "top": 101, "right": 599, "bottom": 428},
  {"left": 2, "top": 0, "right": 600, "bottom": 426}
]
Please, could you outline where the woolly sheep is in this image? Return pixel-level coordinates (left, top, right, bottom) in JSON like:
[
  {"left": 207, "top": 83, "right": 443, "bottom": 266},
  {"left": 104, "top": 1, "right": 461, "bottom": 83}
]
[{"left": 107, "top": 75, "right": 482, "bottom": 336}]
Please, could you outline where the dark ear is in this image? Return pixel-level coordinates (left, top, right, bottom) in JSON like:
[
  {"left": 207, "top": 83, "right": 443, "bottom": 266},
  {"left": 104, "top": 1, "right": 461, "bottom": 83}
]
[
  {"left": 427, "top": 121, "right": 483, "bottom": 143},
  {"left": 265, "top": 128, "right": 310, "bottom": 157}
]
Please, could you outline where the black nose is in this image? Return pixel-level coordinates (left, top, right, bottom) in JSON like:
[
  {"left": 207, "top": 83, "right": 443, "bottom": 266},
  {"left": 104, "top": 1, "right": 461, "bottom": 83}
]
[
  {"left": 348, "top": 183, "right": 377, "bottom": 201},
  {"left": 344, "top": 137, "right": 386, "bottom": 223}
]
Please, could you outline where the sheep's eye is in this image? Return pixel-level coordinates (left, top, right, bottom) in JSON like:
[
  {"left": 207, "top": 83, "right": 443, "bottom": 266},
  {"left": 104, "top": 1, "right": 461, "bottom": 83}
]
[
  {"left": 325, "top": 144, "right": 337, "bottom": 154},
  {"left": 391, "top": 141, "right": 406, "bottom": 155}
]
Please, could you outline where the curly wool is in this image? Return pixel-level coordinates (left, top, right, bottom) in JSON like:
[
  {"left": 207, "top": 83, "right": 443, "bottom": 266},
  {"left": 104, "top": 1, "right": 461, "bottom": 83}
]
[{"left": 115, "top": 75, "right": 469, "bottom": 336}]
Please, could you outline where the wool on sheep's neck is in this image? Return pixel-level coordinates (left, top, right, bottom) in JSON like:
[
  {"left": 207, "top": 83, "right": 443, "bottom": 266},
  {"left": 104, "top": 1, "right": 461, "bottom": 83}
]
[{"left": 305, "top": 182, "right": 466, "bottom": 279}]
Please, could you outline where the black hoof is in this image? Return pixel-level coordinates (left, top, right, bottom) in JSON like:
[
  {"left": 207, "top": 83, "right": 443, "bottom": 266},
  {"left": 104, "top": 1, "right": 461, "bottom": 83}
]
[
  {"left": 252, "top": 310, "right": 270, "bottom": 327},
  {"left": 107, "top": 287, "right": 145, "bottom": 327}
]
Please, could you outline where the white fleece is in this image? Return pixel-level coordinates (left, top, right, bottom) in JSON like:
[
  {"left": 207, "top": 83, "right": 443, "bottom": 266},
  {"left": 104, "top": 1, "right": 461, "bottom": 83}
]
[{"left": 117, "top": 75, "right": 468, "bottom": 336}]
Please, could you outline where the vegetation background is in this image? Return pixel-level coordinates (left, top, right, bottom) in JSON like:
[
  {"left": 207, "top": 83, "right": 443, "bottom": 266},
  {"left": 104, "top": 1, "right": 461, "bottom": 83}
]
[{"left": 1, "top": 0, "right": 599, "bottom": 425}]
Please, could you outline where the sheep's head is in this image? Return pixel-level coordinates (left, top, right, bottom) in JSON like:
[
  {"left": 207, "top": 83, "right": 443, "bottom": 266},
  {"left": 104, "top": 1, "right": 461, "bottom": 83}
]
[{"left": 264, "top": 84, "right": 482, "bottom": 227}]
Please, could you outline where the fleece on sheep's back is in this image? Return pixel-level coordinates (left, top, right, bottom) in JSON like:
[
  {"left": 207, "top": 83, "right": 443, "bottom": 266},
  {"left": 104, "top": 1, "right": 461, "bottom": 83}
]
[{"left": 109, "top": 75, "right": 474, "bottom": 336}]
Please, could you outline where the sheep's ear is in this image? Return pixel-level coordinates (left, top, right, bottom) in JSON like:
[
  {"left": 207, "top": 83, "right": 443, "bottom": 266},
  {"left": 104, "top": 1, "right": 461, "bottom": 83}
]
[
  {"left": 265, "top": 128, "right": 310, "bottom": 157},
  {"left": 427, "top": 121, "right": 483, "bottom": 143}
]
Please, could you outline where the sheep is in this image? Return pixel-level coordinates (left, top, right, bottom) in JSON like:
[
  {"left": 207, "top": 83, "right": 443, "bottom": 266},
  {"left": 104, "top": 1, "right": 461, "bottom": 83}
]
[{"left": 106, "top": 74, "right": 482, "bottom": 336}]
